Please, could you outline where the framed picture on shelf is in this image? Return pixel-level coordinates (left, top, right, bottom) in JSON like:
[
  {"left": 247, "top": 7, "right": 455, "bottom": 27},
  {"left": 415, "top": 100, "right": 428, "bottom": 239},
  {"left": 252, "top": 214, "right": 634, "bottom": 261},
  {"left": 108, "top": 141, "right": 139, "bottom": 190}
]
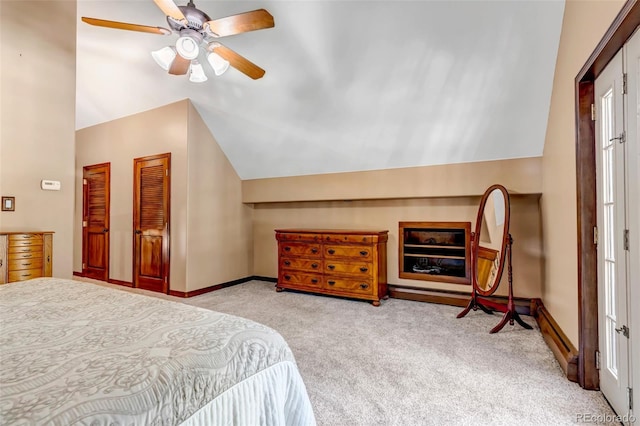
[{"left": 1, "top": 196, "right": 15, "bottom": 211}]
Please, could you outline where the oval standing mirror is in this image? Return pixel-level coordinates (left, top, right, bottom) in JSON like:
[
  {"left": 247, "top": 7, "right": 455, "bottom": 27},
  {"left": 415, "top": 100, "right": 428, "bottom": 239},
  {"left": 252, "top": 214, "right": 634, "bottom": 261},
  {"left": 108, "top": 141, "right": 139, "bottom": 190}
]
[
  {"left": 457, "top": 184, "right": 533, "bottom": 333},
  {"left": 474, "top": 185, "right": 509, "bottom": 296}
]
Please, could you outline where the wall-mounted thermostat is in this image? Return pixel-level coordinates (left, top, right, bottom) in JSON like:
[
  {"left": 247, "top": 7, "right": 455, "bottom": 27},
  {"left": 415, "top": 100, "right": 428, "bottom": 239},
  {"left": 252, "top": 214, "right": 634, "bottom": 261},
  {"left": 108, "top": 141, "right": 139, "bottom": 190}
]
[{"left": 41, "top": 180, "right": 61, "bottom": 191}]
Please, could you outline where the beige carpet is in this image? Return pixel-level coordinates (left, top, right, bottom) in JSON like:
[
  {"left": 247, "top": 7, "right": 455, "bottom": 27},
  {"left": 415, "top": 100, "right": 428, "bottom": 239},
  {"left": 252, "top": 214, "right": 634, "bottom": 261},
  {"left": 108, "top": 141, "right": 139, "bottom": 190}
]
[{"left": 88, "top": 279, "right": 619, "bottom": 426}]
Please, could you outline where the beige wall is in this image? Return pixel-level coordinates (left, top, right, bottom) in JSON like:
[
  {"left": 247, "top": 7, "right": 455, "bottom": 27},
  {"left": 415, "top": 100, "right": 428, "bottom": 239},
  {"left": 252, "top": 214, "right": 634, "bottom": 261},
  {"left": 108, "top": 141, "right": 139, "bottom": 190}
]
[
  {"left": 243, "top": 157, "right": 542, "bottom": 203},
  {"left": 541, "top": 0, "right": 625, "bottom": 346},
  {"left": 248, "top": 159, "right": 543, "bottom": 298},
  {"left": 186, "top": 103, "right": 252, "bottom": 292},
  {"left": 75, "top": 100, "right": 251, "bottom": 293},
  {"left": 75, "top": 101, "right": 189, "bottom": 290},
  {"left": 0, "top": 1, "right": 76, "bottom": 279}
]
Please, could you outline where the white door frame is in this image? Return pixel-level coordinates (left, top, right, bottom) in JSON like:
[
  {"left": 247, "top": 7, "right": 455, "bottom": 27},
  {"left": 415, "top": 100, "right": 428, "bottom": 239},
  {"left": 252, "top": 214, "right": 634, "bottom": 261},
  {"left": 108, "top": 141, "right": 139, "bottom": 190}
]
[{"left": 623, "top": 26, "right": 640, "bottom": 417}]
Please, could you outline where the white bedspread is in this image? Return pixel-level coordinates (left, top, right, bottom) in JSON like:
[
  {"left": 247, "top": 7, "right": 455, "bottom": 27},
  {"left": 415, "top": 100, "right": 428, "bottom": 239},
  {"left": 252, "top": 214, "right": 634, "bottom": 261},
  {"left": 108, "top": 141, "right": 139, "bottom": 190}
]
[{"left": 0, "top": 278, "right": 316, "bottom": 425}]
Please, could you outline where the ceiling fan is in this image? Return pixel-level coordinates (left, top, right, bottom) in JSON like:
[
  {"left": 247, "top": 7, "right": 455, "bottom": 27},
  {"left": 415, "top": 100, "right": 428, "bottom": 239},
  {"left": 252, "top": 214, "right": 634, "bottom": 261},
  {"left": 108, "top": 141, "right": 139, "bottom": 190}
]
[{"left": 82, "top": 0, "right": 275, "bottom": 81}]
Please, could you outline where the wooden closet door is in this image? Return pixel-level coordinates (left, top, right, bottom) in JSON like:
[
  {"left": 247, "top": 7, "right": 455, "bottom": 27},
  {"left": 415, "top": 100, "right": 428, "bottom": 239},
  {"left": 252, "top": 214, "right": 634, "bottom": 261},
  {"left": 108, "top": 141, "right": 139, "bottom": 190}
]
[
  {"left": 133, "top": 153, "right": 170, "bottom": 293},
  {"left": 82, "top": 163, "right": 110, "bottom": 281}
]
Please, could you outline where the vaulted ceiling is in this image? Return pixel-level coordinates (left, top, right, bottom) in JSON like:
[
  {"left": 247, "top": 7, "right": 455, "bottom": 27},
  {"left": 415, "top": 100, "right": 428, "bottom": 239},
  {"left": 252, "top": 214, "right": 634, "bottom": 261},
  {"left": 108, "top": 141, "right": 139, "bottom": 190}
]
[{"left": 76, "top": 0, "right": 565, "bottom": 180}]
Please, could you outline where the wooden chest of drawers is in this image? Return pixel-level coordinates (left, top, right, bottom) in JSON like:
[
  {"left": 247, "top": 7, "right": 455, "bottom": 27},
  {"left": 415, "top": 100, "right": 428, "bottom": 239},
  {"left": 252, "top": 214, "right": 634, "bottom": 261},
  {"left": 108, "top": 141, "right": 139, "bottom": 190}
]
[
  {"left": 0, "top": 232, "right": 54, "bottom": 284},
  {"left": 275, "top": 229, "right": 388, "bottom": 306}
]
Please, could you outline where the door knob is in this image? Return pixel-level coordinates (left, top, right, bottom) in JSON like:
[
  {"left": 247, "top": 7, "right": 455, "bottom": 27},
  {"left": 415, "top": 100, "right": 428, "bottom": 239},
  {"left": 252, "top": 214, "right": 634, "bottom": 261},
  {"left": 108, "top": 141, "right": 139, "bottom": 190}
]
[
  {"left": 104, "top": 228, "right": 109, "bottom": 232},
  {"left": 135, "top": 230, "right": 142, "bottom": 234}
]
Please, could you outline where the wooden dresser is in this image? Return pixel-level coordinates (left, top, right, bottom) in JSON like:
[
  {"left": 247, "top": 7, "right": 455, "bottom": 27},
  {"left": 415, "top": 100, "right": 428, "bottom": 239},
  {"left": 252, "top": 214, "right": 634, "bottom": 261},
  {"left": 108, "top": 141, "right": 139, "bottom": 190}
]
[
  {"left": 275, "top": 229, "right": 388, "bottom": 306},
  {"left": 0, "top": 232, "right": 54, "bottom": 284}
]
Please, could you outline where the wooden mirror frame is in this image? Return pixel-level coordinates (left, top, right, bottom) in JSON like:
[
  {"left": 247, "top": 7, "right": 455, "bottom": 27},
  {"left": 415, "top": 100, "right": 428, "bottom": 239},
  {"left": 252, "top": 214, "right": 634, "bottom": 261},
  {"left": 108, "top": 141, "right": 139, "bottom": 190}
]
[
  {"left": 472, "top": 184, "right": 510, "bottom": 297},
  {"left": 457, "top": 184, "right": 533, "bottom": 333}
]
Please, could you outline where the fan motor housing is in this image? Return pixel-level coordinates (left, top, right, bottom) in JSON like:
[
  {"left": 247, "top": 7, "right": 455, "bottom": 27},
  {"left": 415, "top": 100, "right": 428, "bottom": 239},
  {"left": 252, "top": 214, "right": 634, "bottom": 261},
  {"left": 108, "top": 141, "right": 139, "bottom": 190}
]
[{"left": 167, "top": 4, "right": 211, "bottom": 32}]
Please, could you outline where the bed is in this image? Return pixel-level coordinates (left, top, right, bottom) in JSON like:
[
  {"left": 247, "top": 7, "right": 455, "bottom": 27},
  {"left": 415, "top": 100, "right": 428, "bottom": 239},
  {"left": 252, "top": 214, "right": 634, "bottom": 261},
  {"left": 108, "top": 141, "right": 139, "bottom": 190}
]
[{"left": 0, "top": 278, "right": 316, "bottom": 425}]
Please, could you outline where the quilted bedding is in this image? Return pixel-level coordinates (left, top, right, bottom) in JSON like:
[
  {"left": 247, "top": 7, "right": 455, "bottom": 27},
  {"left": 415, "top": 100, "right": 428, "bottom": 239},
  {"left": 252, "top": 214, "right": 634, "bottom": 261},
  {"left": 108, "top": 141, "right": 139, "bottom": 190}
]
[{"left": 0, "top": 278, "right": 315, "bottom": 425}]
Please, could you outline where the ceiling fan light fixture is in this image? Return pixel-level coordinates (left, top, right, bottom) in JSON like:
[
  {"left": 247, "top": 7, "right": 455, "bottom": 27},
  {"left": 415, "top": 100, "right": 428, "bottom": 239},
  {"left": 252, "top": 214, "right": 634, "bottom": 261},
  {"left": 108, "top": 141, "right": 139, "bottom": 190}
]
[
  {"left": 189, "top": 61, "right": 208, "bottom": 83},
  {"left": 151, "top": 46, "right": 176, "bottom": 71},
  {"left": 207, "top": 51, "right": 230, "bottom": 76},
  {"left": 176, "top": 35, "right": 200, "bottom": 60}
]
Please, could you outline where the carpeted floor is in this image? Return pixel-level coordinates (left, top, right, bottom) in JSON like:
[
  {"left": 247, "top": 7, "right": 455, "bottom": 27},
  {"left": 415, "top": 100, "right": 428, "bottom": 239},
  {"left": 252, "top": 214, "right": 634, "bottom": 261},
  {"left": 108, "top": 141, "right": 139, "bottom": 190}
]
[{"left": 89, "top": 279, "right": 619, "bottom": 425}]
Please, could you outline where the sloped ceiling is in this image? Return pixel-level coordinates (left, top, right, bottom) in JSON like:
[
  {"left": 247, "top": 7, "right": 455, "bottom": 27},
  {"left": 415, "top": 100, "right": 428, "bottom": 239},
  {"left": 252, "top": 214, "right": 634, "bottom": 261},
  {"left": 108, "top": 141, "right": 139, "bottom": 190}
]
[{"left": 76, "top": 0, "right": 565, "bottom": 180}]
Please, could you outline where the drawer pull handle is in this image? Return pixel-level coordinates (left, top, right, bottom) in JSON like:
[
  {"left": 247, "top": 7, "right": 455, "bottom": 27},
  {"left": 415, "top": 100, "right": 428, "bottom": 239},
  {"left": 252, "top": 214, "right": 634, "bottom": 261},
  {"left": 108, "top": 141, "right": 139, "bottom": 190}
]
[
  {"left": 311, "top": 248, "right": 318, "bottom": 254},
  {"left": 359, "top": 250, "right": 368, "bottom": 256},
  {"left": 21, "top": 249, "right": 31, "bottom": 252},
  {"left": 327, "top": 265, "right": 335, "bottom": 270},
  {"left": 23, "top": 263, "right": 32, "bottom": 266},
  {"left": 284, "top": 260, "right": 291, "bottom": 266},
  {"left": 360, "top": 283, "right": 369, "bottom": 290},
  {"left": 311, "top": 263, "right": 319, "bottom": 268},
  {"left": 328, "top": 280, "right": 335, "bottom": 286},
  {"left": 311, "top": 278, "right": 318, "bottom": 284},
  {"left": 328, "top": 249, "right": 335, "bottom": 255},
  {"left": 21, "top": 274, "right": 32, "bottom": 278},
  {"left": 284, "top": 275, "right": 291, "bottom": 280},
  {"left": 360, "top": 267, "right": 368, "bottom": 272},
  {"left": 22, "top": 254, "right": 32, "bottom": 258},
  {"left": 284, "top": 246, "right": 291, "bottom": 252}
]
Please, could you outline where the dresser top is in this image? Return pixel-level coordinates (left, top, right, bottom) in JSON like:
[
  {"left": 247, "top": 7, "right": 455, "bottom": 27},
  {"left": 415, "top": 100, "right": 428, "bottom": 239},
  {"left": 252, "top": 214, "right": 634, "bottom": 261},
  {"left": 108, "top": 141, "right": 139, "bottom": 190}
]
[
  {"left": 275, "top": 229, "right": 388, "bottom": 235},
  {"left": 0, "top": 231, "right": 55, "bottom": 235}
]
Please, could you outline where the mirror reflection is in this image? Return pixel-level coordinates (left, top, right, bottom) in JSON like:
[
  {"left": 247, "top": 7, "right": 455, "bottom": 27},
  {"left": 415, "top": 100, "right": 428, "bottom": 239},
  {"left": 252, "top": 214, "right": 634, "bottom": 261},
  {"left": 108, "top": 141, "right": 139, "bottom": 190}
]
[{"left": 475, "top": 188, "right": 506, "bottom": 294}]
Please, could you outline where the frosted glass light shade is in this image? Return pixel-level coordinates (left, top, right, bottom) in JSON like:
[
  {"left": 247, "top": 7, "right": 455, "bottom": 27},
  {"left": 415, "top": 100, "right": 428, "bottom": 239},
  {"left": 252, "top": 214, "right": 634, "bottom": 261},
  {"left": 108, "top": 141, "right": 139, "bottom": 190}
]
[
  {"left": 176, "top": 36, "right": 199, "bottom": 60},
  {"left": 207, "top": 52, "right": 230, "bottom": 76},
  {"left": 151, "top": 46, "right": 176, "bottom": 71},
  {"left": 189, "top": 61, "right": 208, "bottom": 83}
]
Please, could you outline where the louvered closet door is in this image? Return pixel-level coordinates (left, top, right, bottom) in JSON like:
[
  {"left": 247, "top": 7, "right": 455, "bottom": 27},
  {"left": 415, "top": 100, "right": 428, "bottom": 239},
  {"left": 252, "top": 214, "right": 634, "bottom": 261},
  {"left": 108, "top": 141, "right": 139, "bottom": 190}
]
[
  {"left": 133, "top": 153, "right": 170, "bottom": 293},
  {"left": 83, "top": 163, "right": 110, "bottom": 281}
]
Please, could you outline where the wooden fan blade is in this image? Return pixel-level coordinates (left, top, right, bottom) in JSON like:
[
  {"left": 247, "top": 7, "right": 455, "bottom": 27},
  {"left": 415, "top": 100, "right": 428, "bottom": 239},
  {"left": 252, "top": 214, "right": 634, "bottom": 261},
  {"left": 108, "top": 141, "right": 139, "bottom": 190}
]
[
  {"left": 153, "top": 0, "right": 187, "bottom": 25},
  {"left": 212, "top": 45, "right": 266, "bottom": 79},
  {"left": 205, "top": 9, "right": 274, "bottom": 37},
  {"left": 169, "top": 55, "right": 190, "bottom": 75},
  {"left": 81, "top": 17, "right": 172, "bottom": 35}
]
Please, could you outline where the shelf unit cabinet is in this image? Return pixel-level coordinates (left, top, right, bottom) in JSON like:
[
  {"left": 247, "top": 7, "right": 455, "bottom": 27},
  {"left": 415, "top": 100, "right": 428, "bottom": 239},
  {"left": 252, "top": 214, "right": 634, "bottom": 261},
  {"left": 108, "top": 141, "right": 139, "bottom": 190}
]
[{"left": 399, "top": 222, "right": 471, "bottom": 285}]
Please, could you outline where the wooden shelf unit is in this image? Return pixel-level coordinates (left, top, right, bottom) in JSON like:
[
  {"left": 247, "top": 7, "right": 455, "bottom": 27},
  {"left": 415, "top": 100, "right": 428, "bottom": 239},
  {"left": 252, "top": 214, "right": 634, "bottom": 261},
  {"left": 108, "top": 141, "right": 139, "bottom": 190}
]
[{"left": 399, "top": 222, "right": 471, "bottom": 285}]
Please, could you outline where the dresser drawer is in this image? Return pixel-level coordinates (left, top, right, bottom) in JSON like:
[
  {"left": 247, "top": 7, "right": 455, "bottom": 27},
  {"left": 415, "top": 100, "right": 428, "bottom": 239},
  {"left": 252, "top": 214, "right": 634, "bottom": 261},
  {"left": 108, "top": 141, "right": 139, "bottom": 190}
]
[
  {"left": 324, "top": 277, "right": 374, "bottom": 295},
  {"left": 280, "top": 271, "right": 323, "bottom": 289},
  {"left": 277, "top": 233, "right": 321, "bottom": 242},
  {"left": 324, "top": 260, "right": 373, "bottom": 276},
  {"left": 8, "top": 258, "right": 43, "bottom": 271},
  {"left": 323, "top": 234, "right": 375, "bottom": 244},
  {"left": 8, "top": 250, "right": 42, "bottom": 260},
  {"left": 325, "top": 245, "right": 373, "bottom": 260},
  {"left": 281, "top": 258, "right": 322, "bottom": 272},
  {"left": 8, "top": 234, "right": 44, "bottom": 246},
  {"left": 8, "top": 244, "right": 43, "bottom": 256},
  {"left": 8, "top": 268, "right": 42, "bottom": 282},
  {"left": 280, "top": 243, "right": 322, "bottom": 258}
]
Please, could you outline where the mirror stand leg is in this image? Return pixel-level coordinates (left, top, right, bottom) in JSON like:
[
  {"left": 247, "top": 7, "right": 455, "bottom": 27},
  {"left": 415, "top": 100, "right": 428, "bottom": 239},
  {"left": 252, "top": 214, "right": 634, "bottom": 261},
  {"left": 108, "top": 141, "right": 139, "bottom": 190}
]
[
  {"left": 511, "top": 309, "right": 533, "bottom": 330},
  {"left": 489, "top": 237, "right": 533, "bottom": 333},
  {"left": 476, "top": 300, "right": 494, "bottom": 315},
  {"left": 456, "top": 296, "right": 475, "bottom": 318},
  {"left": 457, "top": 292, "right": 494, "bottom": 318}
]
